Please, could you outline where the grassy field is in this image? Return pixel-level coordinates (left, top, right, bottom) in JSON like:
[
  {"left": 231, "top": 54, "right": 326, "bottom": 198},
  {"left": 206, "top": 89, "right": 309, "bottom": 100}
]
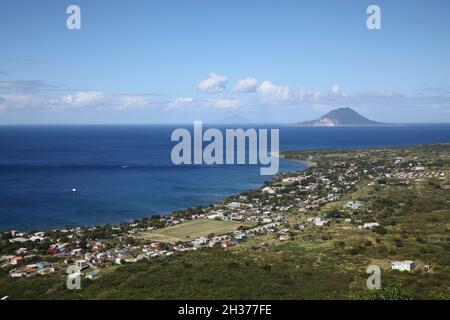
[{"left": 137, "top": 219, "right": 253, "bottom": 242}]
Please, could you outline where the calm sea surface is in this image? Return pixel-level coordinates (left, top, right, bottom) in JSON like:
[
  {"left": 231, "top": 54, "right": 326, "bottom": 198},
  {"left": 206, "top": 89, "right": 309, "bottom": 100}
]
[{"left": 1, "top": 124, "right": 449, "bottom": 231}]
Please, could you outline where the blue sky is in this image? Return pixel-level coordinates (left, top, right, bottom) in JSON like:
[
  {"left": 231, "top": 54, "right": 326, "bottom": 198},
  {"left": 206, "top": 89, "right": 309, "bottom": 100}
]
[{"left": 0, "top": 0, "right": 450, "bottom": 124}]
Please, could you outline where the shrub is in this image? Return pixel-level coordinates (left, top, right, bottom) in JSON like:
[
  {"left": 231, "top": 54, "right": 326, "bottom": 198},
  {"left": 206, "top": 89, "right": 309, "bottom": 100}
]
[
  {"left": 372, "top": 226, "right": 387, "bottom": 235},
  {"left": 364, "top": 240, "right": 373, "bottom": 247},
  {"left": 347, "top": 246, "right": 366, "bottom": 255},
  {"left": 416, "top": 237, "right": 426, "bottom": 244}
]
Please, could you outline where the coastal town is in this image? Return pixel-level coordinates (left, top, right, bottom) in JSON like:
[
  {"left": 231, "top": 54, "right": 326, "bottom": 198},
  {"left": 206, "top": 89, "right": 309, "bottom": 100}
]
[{"left": 1, "top": 144, "right": 449, "bottom": 299}]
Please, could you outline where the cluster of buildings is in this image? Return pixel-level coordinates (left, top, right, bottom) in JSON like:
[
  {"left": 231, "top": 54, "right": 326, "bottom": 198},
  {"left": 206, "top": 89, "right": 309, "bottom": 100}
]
[
  {"left": 9, "top": 261, "right": 55, "bottom": 278},
  {"left": 1, "top": 149, "right": 445, "bottom": 281}
]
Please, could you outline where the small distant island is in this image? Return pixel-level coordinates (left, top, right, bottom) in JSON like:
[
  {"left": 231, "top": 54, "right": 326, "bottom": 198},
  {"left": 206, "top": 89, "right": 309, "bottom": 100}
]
[
  {"left": 213, "top": 114, "right": 252, "bottom": 124},
  {"left": 299, "top": 107, "right": 388, "bottom": 126}
]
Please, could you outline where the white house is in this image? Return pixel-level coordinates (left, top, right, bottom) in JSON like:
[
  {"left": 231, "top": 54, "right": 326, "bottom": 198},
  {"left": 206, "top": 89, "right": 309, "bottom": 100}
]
[
  {"left": 361, "top": 222, "right": 380, "bottom": 229},
  {"left": 9, "top": 237, "right": 29, "bottom": 243},
  {"left": 70, "top": 248, "right": 82, "bottom": 256},
  {"left": 207, "top": 212, "right": 224, "bottom": 220},
  {"left": 192, "top": 237, "right": 208, "bottom": 248},
  {"left": 227, "top": 202, "right": 241, "bottom": 209},
  {"left": 307, "top": 217, "right": 330, "bottom": 226},
  {"left": 29, "top": 236, "right": 45, "bottom": 242},
  {"left": 391, "top": 260, "right": 416, "bottom": 272},
  {"left": 344, "top": 201, "right": 364, "bottom": 211},
  {"left": 262, "top": 187, "right": 275, "bottom": 194},
  {"left": 75, "top": 259, "right": 89, "bottom": 271},
  {"left": 9, "top": 268, "right": 24, "bottom": 278}
]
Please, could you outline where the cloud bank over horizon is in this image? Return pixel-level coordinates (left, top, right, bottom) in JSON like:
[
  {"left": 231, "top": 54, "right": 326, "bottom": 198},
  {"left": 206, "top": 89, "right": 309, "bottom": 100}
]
[{"left": 1, "top": 73, "right": 449, "bottom": 124}]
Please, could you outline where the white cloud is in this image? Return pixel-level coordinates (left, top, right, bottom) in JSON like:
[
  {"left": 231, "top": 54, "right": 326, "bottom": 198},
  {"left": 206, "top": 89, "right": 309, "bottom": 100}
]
[
  {"left": 299, "top": 87, "right": 312, "bottom": 100},
  {"left": 198, "top": 73, "right": 228, "bottom": 93},
  {"left": 2, "top": 75, "right": 448, "bottom": 123},
  {"left": 362, "top": 90, "right": 401, "bottom": 98},
  {"left": 168, "top": 97, "right": 195, "bottom": 109},
  {"left": 119, "top": 95, "right": 148, "bottom": 106},
  {"left": 299, "top": 85, "right": 353, "bottom": 103},
  {"left": 233, "top": 77, "right": 259, "bottom": 92},
  {"left": 116, "top": 95, "right": 155, "bottom": 109},
  {"left": 257, "top": 81, "right": 292, "bottom": 104},
  {"left": 206, "top": 99, "right": 241, "bottom": 108},
  {"left": 168, "top": 97, "right": 241, "bottom": 109},
  {"left": 0, "top": 89, "right": 166, "bottom": 112},
  {"left": 331, "top": 84, "right": 340, "bottom": 95},
  {"left": 62, "top": 91, "right": 105, "bottom": 107},
  {"left": 313, "top": 91, "right": 322, "bottom": 101},
  {"left": 0, "top": 93, "right": 44, "bottom": 109}
]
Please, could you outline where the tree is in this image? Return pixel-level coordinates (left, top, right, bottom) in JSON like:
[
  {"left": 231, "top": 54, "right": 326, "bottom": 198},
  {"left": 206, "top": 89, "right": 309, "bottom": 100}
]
[{"left": 350, "top": 281, "right": 415, "bottom": 300}]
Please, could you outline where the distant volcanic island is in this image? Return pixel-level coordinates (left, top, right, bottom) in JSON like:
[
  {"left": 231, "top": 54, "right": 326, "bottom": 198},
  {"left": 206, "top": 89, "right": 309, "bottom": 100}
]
[
  {"left": 214, "top": 114, "right": 252, "bottom": 124},
  {"left": 299, "top": 107, "right": 388, "bottom": 126}
]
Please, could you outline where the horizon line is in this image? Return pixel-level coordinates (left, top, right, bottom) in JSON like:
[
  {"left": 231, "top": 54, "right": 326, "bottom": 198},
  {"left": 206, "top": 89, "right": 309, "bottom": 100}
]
[{"left": 1, "top": 122, "right": 450, "bottom": 126}]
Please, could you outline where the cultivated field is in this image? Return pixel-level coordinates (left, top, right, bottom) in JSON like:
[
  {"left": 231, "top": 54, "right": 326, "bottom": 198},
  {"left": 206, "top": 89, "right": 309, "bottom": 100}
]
[{"left": 137, "top": 219, "right": 253, "bottom": 242}]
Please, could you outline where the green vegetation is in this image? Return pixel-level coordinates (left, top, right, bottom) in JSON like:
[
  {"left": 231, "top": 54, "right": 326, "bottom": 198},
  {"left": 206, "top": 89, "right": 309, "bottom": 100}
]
[
  {"left": 137, "top": 219, "right": 252, "bottom": 242},
  {"left": 349, "top": 281, "right": 415, "bottom": 300},
  {"left": 1, "top": 144, "right": 449, "bottom": 300}
]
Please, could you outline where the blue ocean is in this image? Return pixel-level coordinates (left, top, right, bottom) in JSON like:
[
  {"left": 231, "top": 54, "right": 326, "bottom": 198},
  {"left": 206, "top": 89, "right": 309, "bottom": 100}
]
[{"left": 1, "top": 124, "right": 449, "bottom": 231}]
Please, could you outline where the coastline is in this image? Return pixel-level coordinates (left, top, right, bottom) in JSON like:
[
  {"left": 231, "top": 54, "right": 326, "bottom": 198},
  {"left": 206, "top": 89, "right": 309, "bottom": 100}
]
[
  {"left": 2, "top": 141, "right": 449, "bottom": 234},
  {"left": 1, "top": 159, "right": 308, "bottom": 234},
  {"left": 278, "top": 153, "right": 316, "bottom": 167},
  {"left": 2, "top": 124, "right": 450, "bottom": 233}
]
